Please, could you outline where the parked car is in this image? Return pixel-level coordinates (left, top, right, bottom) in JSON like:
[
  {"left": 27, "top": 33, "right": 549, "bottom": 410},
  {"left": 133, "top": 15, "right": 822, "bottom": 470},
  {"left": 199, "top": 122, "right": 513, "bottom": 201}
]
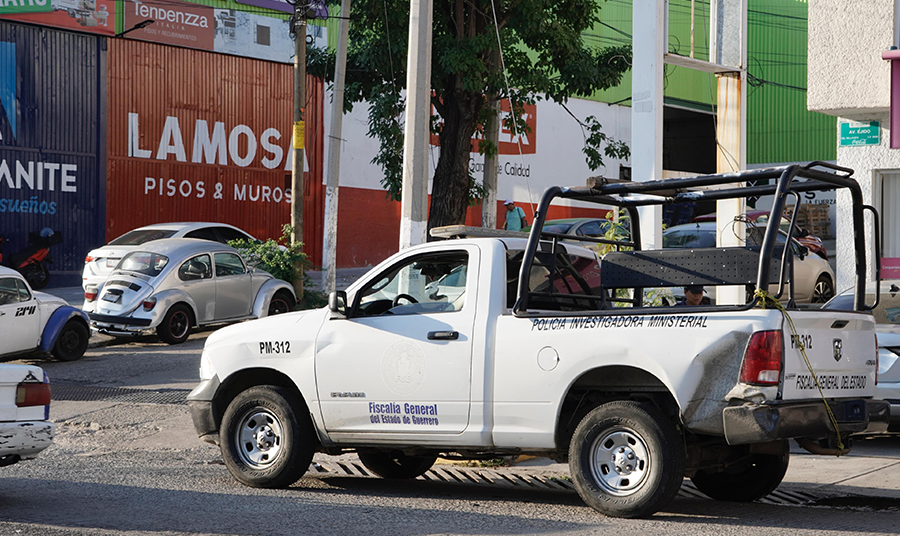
[
  {"left": 662, "top": 221, "right": 835, "bottom": 304},
  {"left": 691, "top": 210, "right": 828, "bottom": 260},
  {"left": 522, "top": 218, "right": 617, "bottom": 249},
  {"left": 0, "top": 364, "right": 54, "bottom": 467},
  {"left": 823, "top": 280, "right": 900, "bottom": 431},
  {"left": 82, "top": 222, "right": 258, "bottom": 290},
  {"left": 0, "top": 266, "right": 90, "bottom": 361},
  {"left": 83, "top": 239, "right": 296, "bottom": 344}
]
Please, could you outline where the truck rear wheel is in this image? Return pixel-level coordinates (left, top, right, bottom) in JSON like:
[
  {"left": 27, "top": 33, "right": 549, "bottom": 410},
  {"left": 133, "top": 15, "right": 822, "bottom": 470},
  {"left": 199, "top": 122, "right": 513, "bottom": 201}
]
[
  {"left": 220, "top": 386, "right": 315, "bottom": 488},
  {"left": 357, "top": 449, "right": 436, "bottom": 479},
  {"left": 690, "top": 443, "right": 789, "bottom": 502},
  {"left": 569, "top": 400, "right": 684, "bottom": 518}
]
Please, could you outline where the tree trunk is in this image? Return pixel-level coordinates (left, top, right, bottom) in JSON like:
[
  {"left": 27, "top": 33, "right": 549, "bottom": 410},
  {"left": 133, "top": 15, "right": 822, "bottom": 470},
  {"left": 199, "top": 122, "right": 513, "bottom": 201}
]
[{"left": 427, "top": 87, "right": 481, "bottom": 238}]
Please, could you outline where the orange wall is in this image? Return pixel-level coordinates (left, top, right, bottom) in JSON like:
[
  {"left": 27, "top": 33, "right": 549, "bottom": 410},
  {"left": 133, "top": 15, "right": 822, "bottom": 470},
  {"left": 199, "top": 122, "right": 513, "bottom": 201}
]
[{"left": 334, "top": 186, "right": 612, "bottom": 269}]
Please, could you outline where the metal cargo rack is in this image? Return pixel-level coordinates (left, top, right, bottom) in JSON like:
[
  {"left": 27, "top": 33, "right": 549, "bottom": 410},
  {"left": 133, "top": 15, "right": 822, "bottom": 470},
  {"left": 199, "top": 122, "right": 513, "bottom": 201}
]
[{"left": 509, "top": 162, "right": 881, "bottom": 315}]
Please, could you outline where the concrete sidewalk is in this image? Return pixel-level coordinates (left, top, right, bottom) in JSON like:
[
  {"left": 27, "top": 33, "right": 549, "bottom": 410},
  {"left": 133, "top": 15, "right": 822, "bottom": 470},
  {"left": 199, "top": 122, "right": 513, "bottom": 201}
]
[{"left": 507, "top": 436, "right": 900, "bottom": 500}]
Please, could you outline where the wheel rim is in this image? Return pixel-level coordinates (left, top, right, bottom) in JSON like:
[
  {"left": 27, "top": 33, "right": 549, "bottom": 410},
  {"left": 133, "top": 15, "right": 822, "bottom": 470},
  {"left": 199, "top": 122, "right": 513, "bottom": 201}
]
[
  {"left": 234, "top": 408, "right": 283, "bottom": 469},
  {"left": 269, "top": 298, "right": 289, "bottom": 315},
  {"left": 589, "top": 427, "right": 650, "bottom": 496},
  {"left": 813, "top": 279, "right": 833, "bottom": 303},
  {"left": 59, "top": 328, "right": 81, "bottom": 354},
  {"left": 169, "top": 311, "right": 189, "bottom": 339}
]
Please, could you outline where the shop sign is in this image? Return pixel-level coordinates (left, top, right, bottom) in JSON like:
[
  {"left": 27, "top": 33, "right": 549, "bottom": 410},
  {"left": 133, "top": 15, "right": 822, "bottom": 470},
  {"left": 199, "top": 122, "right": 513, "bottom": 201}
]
[
  {"left": 839, "top": 121, "right": 880, "bottom": 147},
  {"left": 0, "top": 0, "right": 114, "bottom": 35},
  {"left": 124, "top": 0, "right": 214, "bottom": 50},
  {"left": 883, "top": 258, "right": 900, "bottom": 279},
  {"left": 0, "top": 0, "right": 52, "bottom": 15}
]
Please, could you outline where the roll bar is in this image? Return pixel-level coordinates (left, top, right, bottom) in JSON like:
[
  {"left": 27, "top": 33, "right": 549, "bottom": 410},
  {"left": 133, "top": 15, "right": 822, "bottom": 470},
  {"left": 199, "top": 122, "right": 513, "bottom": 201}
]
[{"left": 514, "top": 163, "right": 875, "bottom": 314}]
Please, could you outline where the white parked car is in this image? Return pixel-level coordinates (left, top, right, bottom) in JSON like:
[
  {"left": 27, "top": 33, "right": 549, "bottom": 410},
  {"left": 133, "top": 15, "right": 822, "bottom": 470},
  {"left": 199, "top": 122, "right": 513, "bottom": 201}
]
[
  {"left": 84, "top": 239, "right": 296, "bottom": 344},
  {"left": 0, "top": 266, "right": 90, "bottom": 361},
  {"left": 0, "top": 364, "right": 54, "bottom": 467},
  {"left": 82, "top": 222, "right": 257, "bottom": 290},
  {"left": 824, "top": 280, "right": 900, "bottom": 431},
  {"left": 663, "top": 222, "right": 836, "bottom": 304}
]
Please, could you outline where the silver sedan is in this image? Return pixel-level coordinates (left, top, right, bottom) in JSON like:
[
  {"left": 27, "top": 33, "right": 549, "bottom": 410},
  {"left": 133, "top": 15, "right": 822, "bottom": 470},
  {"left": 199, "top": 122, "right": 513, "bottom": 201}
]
[{"left": 83, "top": 238, "right": 296, "bottom": 344}]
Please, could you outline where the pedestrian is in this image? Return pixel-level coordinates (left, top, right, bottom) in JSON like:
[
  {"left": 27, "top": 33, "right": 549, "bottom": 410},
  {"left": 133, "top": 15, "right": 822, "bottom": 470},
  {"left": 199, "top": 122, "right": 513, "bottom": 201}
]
[
  {"left": 503, "top": 199, "right": 527, "bottom": 232},
  {"left": 678, "top": 285, "right": 705, "bottom": 306}
]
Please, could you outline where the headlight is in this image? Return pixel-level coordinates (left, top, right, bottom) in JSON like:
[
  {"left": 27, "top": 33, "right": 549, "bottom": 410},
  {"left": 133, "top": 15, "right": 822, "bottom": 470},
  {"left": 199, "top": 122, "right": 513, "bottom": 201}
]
[{"left": 199, "top": 351, "right": 216, "bottom": 381}]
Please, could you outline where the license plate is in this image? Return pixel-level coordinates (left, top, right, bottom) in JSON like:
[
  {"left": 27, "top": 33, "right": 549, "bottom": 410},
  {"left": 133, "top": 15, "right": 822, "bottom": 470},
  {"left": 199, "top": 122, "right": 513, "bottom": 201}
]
[
  {"left": 106, "top": 258, "right": 119, "bottom": 268},
  {"left": 102, "top": 293, "right": 121, "bottom": 303}
]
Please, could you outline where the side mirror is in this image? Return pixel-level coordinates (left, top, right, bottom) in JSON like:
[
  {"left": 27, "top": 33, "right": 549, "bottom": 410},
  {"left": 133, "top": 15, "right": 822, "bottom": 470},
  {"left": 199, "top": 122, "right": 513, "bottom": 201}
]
[
  {"left": 797, "top": 245, "right": 809, "bottom": 259},
  {"left": 328, "top": 290, "right": 348, "bottom": 316}
]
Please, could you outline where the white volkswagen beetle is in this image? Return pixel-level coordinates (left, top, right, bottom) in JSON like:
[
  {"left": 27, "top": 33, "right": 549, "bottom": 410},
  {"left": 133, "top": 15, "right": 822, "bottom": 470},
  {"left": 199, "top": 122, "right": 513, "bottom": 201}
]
[
  {"left": 83, "top": 238, "right": 296, "bottom": 344},
  {"left": 0, "top": 266, "right": 90, "bottom": 361}
]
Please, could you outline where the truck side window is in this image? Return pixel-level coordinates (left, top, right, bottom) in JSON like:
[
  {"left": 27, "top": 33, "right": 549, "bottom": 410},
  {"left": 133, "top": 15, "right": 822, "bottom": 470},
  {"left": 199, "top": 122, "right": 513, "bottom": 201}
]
[{"left": 355, "top": 252, "right": 469, "bottom": 317}]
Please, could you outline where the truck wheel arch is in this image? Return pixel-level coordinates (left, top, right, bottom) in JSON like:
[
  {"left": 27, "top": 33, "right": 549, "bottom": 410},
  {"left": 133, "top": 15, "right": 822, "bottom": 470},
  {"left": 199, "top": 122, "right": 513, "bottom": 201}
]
[
  {"left": 213, "top": 368, "right": 307, "bottom": 431},
  {"left": 555, "top": 365, "right": 681, "bottom": 455}
]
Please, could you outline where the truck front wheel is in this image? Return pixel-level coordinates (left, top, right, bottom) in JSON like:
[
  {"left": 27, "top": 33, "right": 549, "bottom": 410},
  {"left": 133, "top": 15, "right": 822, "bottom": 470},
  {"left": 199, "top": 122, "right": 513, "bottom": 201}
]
[
  {"left": 690, "top": 443, "right": 789, "bottom": 502},
  {"left": 220, "top": 386, "right": 315, "bottom": 488},
  {"left": 357, "top": 449, "right": 436, "bottom": 479},
  {"left": 569, "top": 400, "right": 684, "bottom": 518}
]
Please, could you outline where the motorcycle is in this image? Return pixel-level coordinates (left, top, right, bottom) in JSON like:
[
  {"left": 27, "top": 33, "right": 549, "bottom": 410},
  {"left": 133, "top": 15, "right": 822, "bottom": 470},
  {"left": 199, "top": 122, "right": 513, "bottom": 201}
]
[{"left": 0, "top": 228, "right": 62, "bottom": 290}]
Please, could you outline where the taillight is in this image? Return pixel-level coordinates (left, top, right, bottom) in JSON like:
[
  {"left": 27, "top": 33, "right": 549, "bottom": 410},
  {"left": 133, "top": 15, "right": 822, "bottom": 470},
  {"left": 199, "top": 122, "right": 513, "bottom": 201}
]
[
  {"left": 84, "top": 289, "right": 98, "bottom": 302},
  {"left": 16, "top": 382, "right": 51, "bottom": 407},
  {"left": 740, "top": 330, "right": 783, "bottom": 385},
  {"left": 84, "top": 255, "right": 95, "bottom": 263},
  {"left": 143, "top": 297, "right": 157, "bottom": 311}
]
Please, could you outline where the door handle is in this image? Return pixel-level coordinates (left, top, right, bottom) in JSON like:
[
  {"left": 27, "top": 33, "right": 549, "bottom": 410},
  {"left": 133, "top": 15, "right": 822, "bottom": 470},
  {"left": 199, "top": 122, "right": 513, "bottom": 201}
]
[{"left": 427, "top": 330, "right": 459, "bottom": 340}]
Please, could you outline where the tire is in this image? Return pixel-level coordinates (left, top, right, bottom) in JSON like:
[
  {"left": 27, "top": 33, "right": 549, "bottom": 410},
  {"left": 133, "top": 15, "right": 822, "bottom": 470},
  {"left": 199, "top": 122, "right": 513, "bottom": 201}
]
[
  {"left": 690, "top": 443, "right": 789, "bottom": 502},
  {"left": 811, "top": 274, "right": 834, "bottom": 304},
  {"left": 357, "top": 449, "right": 437, "bottom": 479},
  {"left": 51, "top": 320, "right": 89, "bottom": 362},
  {"left": 156, "top": 304, "right": 192, "bottom": 345},
  {"left": 569, "top": 400, "right": 685, "bottom": 518},
  {"left": 22, "top": 263, "right": 49, "bottom": 290},
  {"left": 267, "top": 291, "right": 294, "bottom": 316},
  {"left": 220, "top": 385, "right": 315, "bottom": 488}
]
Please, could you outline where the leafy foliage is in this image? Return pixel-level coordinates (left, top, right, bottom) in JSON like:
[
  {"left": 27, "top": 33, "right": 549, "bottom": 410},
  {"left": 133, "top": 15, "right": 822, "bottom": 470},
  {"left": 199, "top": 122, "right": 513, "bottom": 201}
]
[
  {"left": 228, "top": 225, "right": 310, "bottom": 285},
  {"left": 308, "top": 1, "right": 631, "bottom": 231}
]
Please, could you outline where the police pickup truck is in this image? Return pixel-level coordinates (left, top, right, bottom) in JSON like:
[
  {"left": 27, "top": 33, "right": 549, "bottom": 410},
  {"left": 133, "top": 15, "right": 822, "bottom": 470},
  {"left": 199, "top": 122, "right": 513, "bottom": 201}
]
[{"left": 188, "top": 164, "right": 889, "bottom": 518}]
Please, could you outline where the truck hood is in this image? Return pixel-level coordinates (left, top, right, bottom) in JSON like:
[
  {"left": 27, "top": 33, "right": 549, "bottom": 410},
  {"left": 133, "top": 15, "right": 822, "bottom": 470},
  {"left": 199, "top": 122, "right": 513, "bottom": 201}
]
[
  {"left": 204, "top": 307, "right": 329, "bottom": 351},
  {"left": 33, "top": 291, "right": 67, "bottom": 308}
]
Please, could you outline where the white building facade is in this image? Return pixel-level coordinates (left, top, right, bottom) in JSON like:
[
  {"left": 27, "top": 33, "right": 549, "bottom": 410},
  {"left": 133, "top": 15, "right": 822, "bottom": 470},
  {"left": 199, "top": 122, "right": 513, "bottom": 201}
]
[{"left": 808, "top": 0, "right": 900, "bottom": 289}]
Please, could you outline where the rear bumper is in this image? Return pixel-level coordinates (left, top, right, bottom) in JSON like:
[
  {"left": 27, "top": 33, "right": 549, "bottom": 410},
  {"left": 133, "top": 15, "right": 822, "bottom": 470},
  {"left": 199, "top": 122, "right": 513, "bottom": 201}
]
[
  {"left": 0, "top": 421, "right": 55, "bottom": 461},
  {"left": 722, "top": 399, "right": 890, "bottom": 445},
  {"left": 88, "top": 312, "right": 153, "bottom": 335}
]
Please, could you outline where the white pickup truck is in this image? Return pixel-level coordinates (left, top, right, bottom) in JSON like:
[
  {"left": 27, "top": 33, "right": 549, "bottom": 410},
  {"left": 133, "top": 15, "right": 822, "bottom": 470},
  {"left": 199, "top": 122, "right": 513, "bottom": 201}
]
[{"left": 188, "top": 164, "right": 889, "bottom": 518}]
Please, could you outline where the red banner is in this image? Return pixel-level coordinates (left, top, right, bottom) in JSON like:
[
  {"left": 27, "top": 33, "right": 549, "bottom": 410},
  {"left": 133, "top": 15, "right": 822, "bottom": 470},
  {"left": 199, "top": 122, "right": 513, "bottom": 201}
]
[{"left": 123, "top": 0, "right": 214, "bottom": 51}]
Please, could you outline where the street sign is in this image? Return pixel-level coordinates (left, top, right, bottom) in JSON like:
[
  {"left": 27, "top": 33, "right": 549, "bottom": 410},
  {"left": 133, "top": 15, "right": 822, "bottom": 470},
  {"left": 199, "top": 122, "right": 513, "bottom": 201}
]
[{"left": 840, "top": 121, "right": 881, "bottom": 147}]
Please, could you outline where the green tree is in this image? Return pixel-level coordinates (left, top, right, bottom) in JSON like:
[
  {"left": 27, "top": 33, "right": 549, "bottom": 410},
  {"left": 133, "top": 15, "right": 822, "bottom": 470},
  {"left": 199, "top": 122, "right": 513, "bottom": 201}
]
[{"left": 309, "top": 0, "right": 631, "bottom": 235}]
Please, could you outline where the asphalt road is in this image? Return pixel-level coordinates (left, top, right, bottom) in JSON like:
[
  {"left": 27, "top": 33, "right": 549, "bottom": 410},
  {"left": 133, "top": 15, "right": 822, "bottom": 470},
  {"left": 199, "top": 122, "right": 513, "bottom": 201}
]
[{"left": 2, "top": 333, "right": 900, "bottom": 536}]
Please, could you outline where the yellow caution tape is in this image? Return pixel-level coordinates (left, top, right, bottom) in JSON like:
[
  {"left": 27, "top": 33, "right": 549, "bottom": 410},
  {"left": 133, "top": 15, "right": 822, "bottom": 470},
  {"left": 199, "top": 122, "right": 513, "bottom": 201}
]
[{"left": 754, "top": 289, "right": 845, "bottom": 454}]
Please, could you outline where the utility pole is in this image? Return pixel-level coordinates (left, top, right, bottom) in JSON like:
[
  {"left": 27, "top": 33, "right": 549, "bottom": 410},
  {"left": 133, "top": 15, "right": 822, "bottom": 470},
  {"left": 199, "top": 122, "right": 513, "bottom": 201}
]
[
  {"left": 399, "top": 0, "right": 433, "bottom": 249},
  {"left": 291, "top": 4, "right": 308, "bottom": 300},
  {"left": 323, "top": 0, "right": 351, "bottom": 294},
  {"left": 481, "top": 98, "right": 500, "bottom": 229}
]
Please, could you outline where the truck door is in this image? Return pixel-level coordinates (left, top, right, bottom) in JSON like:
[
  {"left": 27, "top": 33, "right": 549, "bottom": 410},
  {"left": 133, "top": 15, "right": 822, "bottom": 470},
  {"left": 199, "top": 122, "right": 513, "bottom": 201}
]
[{"left": 315, "top": 246, "right": 478, "bottom": 435}]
